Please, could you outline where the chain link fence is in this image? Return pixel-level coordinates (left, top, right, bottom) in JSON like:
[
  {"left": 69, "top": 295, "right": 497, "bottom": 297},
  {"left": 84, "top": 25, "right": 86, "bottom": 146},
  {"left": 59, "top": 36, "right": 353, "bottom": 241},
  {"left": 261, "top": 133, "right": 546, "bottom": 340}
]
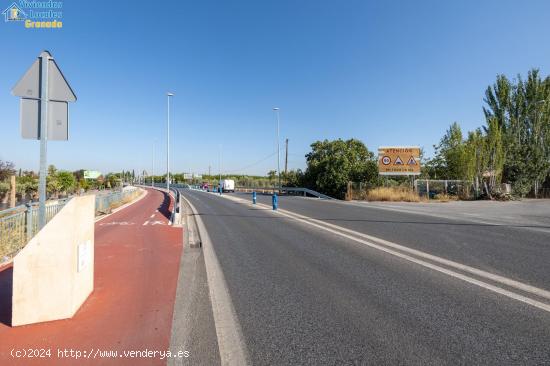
[
  {"left": 414, "top": 179, "right": 472, "bottom": 199},
  {"left": 346, "top": 180, "right": 473, "bottom": 201}
]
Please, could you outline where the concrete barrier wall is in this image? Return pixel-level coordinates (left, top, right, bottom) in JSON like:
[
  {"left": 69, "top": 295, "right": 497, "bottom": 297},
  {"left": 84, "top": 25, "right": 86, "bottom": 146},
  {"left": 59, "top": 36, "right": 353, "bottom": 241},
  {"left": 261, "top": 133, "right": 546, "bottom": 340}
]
[{"left": 12, "top": 195, "right": 95, "bottom": 326}]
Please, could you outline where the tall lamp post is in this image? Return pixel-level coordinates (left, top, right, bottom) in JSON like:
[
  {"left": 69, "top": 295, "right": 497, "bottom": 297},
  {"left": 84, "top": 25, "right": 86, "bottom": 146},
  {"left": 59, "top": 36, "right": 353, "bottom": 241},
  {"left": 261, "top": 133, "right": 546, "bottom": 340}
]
[
  {"left": 273, "top": 107, "right": 281, "bottom": 191},
  {"left": 151, "top": 140, "right": 155, "bottom": 187},
  {"left": 166, "top": 92, "right": 174, "bottom": 193}
]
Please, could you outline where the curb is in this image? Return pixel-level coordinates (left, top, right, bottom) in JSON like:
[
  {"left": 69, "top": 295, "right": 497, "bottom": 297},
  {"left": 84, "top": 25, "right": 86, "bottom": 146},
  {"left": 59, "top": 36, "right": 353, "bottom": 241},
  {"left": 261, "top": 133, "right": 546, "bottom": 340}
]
[{"left": 94, "top": 188, "right": 148, "bottom": 223}]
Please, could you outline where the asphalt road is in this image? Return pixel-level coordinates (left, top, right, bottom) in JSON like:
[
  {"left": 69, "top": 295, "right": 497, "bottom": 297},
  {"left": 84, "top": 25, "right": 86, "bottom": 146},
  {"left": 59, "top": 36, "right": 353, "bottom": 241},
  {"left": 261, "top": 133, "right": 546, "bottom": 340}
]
[
  {"left": 228, "top": 192, "right": 550, "bottom": 291},
  {"left": 180, "top": 189, "right": 550, "bottom": 365}
]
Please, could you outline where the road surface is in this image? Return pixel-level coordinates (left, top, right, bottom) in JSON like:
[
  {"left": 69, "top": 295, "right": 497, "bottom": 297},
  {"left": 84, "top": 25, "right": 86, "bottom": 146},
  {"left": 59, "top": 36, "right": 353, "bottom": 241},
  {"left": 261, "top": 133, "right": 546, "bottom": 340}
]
[
  {"left": 0, "top": 188, "right": 183, "bottom": 365},
  {"left": 180, "top": 189, "right": 550, "bottom": 365}
]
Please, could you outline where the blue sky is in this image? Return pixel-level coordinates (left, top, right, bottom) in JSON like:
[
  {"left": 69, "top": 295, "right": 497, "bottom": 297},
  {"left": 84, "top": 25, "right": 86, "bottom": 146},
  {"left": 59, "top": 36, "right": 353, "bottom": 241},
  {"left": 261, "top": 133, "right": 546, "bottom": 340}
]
[{"left": 1, "top": 0, "right": 549, "bottom": 176}]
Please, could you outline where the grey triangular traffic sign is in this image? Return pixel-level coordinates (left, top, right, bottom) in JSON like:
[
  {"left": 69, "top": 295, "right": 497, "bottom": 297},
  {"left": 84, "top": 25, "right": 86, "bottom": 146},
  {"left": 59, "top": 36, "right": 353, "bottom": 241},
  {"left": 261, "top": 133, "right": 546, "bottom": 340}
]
[
  {"left": 12, "top": 59, "right": 40, "bottom": 99},
  {"left": 48, "top": 59, "right": 76, "bottom": 102}
]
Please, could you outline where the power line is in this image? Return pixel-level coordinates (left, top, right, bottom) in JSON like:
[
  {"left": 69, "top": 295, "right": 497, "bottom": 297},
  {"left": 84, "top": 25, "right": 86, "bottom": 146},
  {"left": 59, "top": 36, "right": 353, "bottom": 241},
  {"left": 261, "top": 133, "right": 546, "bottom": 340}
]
[{"left": 223, "top": 151, "right": 277, "bottom": 174}]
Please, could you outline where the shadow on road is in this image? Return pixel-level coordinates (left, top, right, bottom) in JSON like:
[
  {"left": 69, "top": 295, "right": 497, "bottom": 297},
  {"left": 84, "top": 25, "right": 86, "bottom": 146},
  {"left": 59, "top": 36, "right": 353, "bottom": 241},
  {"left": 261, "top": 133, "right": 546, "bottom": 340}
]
[
  {"left": 156, "top": 191, "right": 172, "bottom": 221},
  {"left": 0, "top": 266, "right": 13, "bottom": 327}
]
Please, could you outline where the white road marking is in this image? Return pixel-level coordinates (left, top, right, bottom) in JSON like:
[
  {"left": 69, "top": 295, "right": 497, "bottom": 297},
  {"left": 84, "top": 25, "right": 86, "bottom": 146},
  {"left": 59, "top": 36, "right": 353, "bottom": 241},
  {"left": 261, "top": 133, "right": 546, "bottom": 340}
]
[
  {"left": 99, "top": 221, "right": 135, "bottom": 226},
  {"left": 181, "top": 193, "right": 250, "bottom": 366},
  {"left": 216, "top": 192, "right": 550, "bottom": 313},
  {"left": 150, "top": 214, "right": 155, "bottom": 218},
  {"left": 143, "top": 220, "right": 149, "bottom": 226}
]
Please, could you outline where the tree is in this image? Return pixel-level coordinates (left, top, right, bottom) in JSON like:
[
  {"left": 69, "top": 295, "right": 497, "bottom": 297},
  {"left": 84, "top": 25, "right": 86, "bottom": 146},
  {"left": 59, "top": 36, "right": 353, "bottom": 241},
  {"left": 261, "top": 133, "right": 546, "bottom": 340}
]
[
  {"left": 484, "top": 69, "right": 550, "bottom": 196},
  {"left": 47, "top": 173, "right": 61, "bottom": 198},
  {"left": 281, "top": 169, "right": 304, "bottom": 187},
  {"left": 267, "top": 170, "right": 277, "bottom": 182},
  {"left": 57, "top": 171, "right": 76, "bottom": 193},
  {"left": 431, "top": 122, "right": 467, "bottom": 180},
  {"left": 303, "top": 138, "right": 378, "bottom": 199},
  {"left": 0, "top": 160, "right": 15, "bottom": 181},
  {"left": 48, "top": 164, "right": 57, "bottom": 176}
]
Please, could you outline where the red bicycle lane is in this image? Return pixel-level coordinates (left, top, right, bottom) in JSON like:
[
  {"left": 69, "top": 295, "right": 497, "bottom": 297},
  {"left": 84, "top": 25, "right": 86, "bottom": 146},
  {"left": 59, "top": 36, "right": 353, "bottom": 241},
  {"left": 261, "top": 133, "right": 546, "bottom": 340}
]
[{"left": 0, "top": 188, "right": 183, "bottom": 365}]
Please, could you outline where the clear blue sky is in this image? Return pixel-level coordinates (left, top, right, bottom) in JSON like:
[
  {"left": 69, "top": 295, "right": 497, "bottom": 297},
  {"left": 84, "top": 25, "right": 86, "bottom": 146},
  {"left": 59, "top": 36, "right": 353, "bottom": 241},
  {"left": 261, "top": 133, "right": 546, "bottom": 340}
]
[{"left": 1, "top": 0, "right": 549, "bottom": 176}]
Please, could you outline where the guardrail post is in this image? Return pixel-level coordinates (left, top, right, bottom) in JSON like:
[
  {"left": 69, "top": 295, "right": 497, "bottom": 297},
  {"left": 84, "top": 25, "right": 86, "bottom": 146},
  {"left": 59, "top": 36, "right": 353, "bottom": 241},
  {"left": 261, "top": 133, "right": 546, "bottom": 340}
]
[
  {"left": 252, "top": 191, "right": 257, "bottom": 204},
  {"left": 272, "top": 193, "right": 278, "bottom": 210},
  {"left": 26, "top": 203, "right": 33, "bottom": 241}
]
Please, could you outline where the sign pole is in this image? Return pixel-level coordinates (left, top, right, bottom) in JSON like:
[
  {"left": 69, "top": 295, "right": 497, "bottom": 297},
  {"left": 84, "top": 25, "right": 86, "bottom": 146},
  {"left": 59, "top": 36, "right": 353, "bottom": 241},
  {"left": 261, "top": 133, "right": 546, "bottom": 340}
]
[
  {"left": 38, "top": 52, "right": 50, "bottom": 229},
  {"left": 12, "top": 50, "right": 77, "bottom": 230}
]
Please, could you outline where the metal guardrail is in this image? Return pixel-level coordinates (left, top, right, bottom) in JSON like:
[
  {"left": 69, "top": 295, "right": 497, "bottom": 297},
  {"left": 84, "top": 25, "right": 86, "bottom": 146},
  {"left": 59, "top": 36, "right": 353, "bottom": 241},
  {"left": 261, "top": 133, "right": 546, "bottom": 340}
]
[
  {"left": 0, "top": 187, "right": 140, "bottom": 261},
  {"left": 235, "top": 186, "right": 333, "bottom": 199}
]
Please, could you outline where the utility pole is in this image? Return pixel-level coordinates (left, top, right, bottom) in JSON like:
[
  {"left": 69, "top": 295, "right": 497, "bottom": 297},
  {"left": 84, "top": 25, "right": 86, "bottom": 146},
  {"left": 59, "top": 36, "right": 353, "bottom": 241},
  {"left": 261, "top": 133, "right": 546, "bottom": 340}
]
[
  {"left": 151, "top": 140, "right": 155, "bottom": 187},
  {"left": 208, "top": 165, "right": 211, "bottom": 177},
  {"left": 273, "top": 107, "right": 281, "bottom": 192},
  {"left": 218, "top": 145, "right": 222, "bottom": 192},
  {"left": 284, "top": 138, "right": 289, "bottom": 176},
  {"left": 166, "top": 92, "right": 174, "bottom": 193}
]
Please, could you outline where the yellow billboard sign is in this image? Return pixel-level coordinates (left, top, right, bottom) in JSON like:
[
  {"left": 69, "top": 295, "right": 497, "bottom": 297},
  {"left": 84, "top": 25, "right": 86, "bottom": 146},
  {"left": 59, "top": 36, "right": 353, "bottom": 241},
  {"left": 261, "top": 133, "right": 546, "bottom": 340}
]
[{"left": 378, "top": 146, "right": 421, "bottom": 175}]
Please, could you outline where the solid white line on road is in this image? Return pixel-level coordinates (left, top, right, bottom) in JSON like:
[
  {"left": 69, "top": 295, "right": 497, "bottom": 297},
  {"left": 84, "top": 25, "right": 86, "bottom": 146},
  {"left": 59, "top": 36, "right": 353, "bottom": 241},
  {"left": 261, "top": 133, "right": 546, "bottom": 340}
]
[
  {"left": 181, "top": 193, "right": 250, "bottom": 366},
  {"left": 277, "top": 206, "right": 550, "bottom": 301},
  {"left": 217, "top": 193, "right": 550, "bottom": 313},
  {"left": 344, "top": 200, "right": 550, "bottom": 234}
]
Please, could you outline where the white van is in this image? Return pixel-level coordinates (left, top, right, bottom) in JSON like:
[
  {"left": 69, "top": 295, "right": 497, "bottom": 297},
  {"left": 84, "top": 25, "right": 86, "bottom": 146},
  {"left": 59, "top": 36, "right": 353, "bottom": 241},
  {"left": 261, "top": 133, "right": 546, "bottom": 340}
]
[{"left": 220, "top": 179, "right": 235, "bottom": 193}]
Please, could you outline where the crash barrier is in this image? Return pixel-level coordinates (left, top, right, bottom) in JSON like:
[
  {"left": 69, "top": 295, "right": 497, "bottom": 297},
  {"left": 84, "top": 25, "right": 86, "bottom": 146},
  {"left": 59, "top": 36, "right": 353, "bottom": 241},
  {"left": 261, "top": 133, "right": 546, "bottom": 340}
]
[
  {"left": 236, "top": 186, "right": 333, "bottom": 199},
  {"left": 138, "top": 185, "right": 181, "bottom": 226}
]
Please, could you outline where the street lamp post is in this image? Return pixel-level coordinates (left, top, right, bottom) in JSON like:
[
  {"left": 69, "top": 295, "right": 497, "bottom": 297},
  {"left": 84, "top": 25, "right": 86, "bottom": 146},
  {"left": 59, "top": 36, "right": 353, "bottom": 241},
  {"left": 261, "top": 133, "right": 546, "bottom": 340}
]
[
  {"left": 151, "top": 140, "right": 155, "bottom": 188},
  {"left": 273, "top": 107, "right": 281, "bottom": 192},
  {"left": 166, "top": 92, "right": 174, "bottom": 193}
]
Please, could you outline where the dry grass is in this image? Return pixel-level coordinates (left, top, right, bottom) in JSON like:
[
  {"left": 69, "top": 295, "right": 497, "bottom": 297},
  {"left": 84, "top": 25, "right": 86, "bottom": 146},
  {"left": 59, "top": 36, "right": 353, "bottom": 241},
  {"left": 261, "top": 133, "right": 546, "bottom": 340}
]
[
  {"left": 433, "top": 193, "right": 458, "bottom": 202},
  {"left": 0, "top": 226, "right": 26, "bottom": 260},
  {"left": 366, "top": 187, "right": 421, "bottom": 202},
  {"left": 108, "top": 190, "right": 141, "bottom": 211}
]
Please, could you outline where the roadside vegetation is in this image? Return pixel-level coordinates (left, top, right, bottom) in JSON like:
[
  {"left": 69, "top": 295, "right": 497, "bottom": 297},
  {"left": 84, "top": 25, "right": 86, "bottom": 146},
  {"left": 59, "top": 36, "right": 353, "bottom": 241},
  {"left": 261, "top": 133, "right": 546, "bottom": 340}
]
[
  {"left": 280, "top": 69, "right": 550, "bottom": 200},
  {"left": 0, "top": 161, "right": 140, "bottom": 206},
  {"left": 366, "top": 187, "right": 421, "bottom": 202},
  {"left": 2, "top": 70, "right": 548, "bottom": 203}
]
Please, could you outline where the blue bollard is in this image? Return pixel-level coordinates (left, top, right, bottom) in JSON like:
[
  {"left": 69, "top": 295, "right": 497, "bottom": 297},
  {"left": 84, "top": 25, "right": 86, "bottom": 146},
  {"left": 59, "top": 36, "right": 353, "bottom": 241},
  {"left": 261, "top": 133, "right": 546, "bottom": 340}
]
[
  {"left": 219, "top": 184, "right": 222, "bottom": 195},
  {"left": 252, "top": 191, "right": 257, "bottom": 204},
  {"left": 272, "top": 192, "right": 278, "bottom": 210}
]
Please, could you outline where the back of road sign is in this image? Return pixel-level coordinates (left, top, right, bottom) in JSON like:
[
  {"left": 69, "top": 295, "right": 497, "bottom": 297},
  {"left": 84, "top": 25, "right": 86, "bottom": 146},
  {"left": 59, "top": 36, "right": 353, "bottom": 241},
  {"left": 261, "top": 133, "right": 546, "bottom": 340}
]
[
  {"left": 20, "top": 99, "right": 69, "bottom": 140},
  {"left": 12, "top": 51, "right": 76, "bottom": 140}
]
